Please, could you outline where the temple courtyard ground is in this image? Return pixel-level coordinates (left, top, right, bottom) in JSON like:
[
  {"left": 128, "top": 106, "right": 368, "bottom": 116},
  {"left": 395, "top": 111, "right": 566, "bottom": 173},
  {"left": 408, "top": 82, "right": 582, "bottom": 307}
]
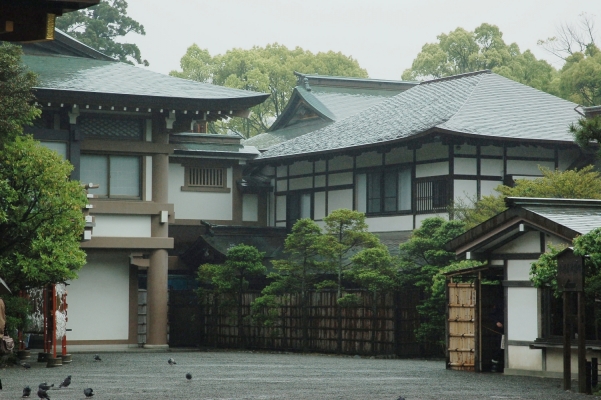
[{"left": 0, "top": 350, "right": 597, "bottom": 399}]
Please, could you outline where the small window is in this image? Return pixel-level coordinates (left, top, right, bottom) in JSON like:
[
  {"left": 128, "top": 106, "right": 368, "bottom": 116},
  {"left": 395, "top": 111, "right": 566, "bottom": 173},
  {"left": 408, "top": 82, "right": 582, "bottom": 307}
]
[
  {"left": 80, "top": 154, "right": 141, "bottom": 199},
  {"left": 364, "top": 167, "right": 412, "bottom": 214},
  {"left": 415, "top": 178, "right": 449, "bottom": 213},
  {"left": 182, "top": 166, "right": 230, "bottom": 193}
]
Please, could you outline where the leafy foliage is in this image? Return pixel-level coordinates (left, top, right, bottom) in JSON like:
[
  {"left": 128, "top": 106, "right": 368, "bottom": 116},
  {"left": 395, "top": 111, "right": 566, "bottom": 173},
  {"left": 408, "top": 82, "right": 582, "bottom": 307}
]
[
  {"left": 56, "top": 0, "right": 147, "bottom": 65},
  {"left": 571, "top": 114, "right": 601, "bottom": 157},
  {"left": 0, "top": 136, "right": 88, "bottom": 292},
  {"left": 454, "top": 166, "right": 601, "bottom": 229},
  {"left": 558, "top": 44, "right": 601, "bottom": 106},
  {"left": 529, "top": 243, "right": 567, "bottom": 297},
  {"left": 0, "top": 43, "right": 40, "bottom": 146},
  {"left": 170, "top": 43, "right": 368, "bottom": 137},
  {"left": 402, "top": 23, "right": 557, "bottom": 93}
]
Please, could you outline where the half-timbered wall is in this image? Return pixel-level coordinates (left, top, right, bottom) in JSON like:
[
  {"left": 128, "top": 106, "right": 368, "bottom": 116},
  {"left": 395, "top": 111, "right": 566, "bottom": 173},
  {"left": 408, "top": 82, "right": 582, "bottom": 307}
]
[{"left": 267, "top": 139, "right": 578, "bottom": 232}]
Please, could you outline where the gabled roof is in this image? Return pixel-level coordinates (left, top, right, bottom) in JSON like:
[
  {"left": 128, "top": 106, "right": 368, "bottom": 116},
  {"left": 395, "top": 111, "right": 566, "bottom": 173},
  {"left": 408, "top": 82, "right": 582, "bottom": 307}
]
[
  {"left": 244, "top": 73, "right": 416, "bottom": 151},
  {"left": 257, "top": 71, "right": 581, "bottom": 161},
  {"left": 446, "top": 197, "right": 601, "bottom": 256},
  {"left": 19, "top": 31, "right": 270, "bottom": 113}
]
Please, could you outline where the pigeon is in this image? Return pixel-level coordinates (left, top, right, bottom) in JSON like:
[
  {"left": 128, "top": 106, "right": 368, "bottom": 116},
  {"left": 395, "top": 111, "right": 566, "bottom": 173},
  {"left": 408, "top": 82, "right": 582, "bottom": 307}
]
[
  {"left": 168, "top": 357, "right": 177, "bottom": 365},
  {"left": 185, "top": 372, "right": 192, "bottom": 380},
  {"left": 22, "top": 386, "right": 31, "bottom": 397},
  {"left": 37, "top": 388, "right": 50, "bottom": 400},
  {"left": 38, "top": 383, "right": 53, "bottom": 391},
  {"left": 22, "top": 362, "right": 31, "bottom": 370},
  {"left": 84, "top": 387, "right": 94, "bottom": 398},
  {"left": 93, "top": 354, "right": 102, "bottom": 361},
  {"left": 58, "top": 375, "right": 71, "bottom": 388}
]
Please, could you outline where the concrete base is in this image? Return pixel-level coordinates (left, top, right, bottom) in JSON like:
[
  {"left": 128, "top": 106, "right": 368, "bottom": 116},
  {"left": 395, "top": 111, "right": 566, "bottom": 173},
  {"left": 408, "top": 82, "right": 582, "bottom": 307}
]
[
  {"left": 59, "top": 353, "right": 72, "bottom": 364},
  {"left": 17, "top": 350, "right": 31, "bottom": 360},
  {"left": 143, "top": 344, "right": 169, "bottom": 350},
  {"left": 46, "top": 357, "right": 63, "bottom": 368}
]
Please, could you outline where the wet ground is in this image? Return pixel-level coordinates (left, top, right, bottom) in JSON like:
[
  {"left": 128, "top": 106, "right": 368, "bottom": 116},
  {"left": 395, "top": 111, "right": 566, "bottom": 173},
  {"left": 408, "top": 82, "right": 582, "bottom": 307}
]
[{"left": 0, "top": 350, "right": 598, "bottom": 399}]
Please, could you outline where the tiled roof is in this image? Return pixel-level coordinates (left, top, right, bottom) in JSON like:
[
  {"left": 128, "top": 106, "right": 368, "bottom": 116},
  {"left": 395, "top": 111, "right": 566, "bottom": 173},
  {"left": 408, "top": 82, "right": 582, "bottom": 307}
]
[
  {"left": 523, "top": 204, "right": 601, "bottom": 235},
  {"left": 23, "top": 54, "right": 268, "bottom": 101},
  {"left": 258, "top": 71, "right": 581, "bottom": 160}
]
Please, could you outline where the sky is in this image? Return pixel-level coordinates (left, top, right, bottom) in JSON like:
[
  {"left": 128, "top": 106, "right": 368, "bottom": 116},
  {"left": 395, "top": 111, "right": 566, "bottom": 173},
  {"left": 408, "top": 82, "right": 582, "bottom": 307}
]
[{"left": 124, "top": 0, "right": 600, "bottom": 80}]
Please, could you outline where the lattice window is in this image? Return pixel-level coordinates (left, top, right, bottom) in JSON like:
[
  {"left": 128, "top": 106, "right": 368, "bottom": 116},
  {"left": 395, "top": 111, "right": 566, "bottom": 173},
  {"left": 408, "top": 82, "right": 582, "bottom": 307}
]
[
  {"left": 415, "top": 178, "right": 449, "bottom": 213},
  {"left": 79, "top": 117, "right": 143, "bottom": 139},
  {"left": 188, "top": 167, "right": 224, "bottom": 188}
]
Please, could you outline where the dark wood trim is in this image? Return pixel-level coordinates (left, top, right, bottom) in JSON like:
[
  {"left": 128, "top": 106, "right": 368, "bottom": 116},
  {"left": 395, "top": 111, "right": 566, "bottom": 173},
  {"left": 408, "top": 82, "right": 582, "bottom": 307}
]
[
  {"left": 66, "top": 339, "right": 132, "bottom": 345},
  {"left": 80, "top": 237, "right": 174, "bottom": 249},
  {"left": 128, "top": 265, "right": 139, "bottom": 344},
  {"left": 90, "top": 200, "right": 174, "bottom": 216},
  {"left": 502, "top": 280, "right": 534, "bottom": 287},
  {"left": 81, "top": 139, "right": 173, "bottom": 155},
  {"left": 491, "top": 253, "right": 542, "bottom": 260},
  {"left": 180, "top": 186, "right": 231, "bottom": 193},
  {"left": 171, "top": 157, "right": 236, "bottom": 168},
  {"left": 507, "top": 340, "right": 534, "bottom": 346}
]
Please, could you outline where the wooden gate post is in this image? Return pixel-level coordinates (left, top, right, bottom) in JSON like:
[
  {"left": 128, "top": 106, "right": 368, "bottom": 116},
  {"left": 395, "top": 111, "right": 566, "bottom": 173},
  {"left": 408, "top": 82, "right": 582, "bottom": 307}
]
[{"left": 563, "top": 291, "right": 571, "bottom": 391}]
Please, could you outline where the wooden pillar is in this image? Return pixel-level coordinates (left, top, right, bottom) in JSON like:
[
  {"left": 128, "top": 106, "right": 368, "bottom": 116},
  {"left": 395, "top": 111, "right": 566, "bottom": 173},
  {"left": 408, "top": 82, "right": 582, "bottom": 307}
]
[
  {"left": 563, "top": 291, "right": 571, "bottom": 391},
  {"left": 578, "top": 291, "right": 587, "bottom": 393}
]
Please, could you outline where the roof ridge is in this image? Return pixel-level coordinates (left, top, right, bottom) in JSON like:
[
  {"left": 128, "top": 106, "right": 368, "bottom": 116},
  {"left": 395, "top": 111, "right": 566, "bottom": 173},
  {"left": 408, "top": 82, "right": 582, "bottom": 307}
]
[{"left": 421, "top": 70, "right": 491, "bottom": 85}]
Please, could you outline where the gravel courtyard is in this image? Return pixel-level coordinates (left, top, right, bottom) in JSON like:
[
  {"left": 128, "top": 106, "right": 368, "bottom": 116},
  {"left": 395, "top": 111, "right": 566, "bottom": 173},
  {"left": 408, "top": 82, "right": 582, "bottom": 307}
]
[{"left": 1, "top": 350, "right": 598, "bottom": 400}]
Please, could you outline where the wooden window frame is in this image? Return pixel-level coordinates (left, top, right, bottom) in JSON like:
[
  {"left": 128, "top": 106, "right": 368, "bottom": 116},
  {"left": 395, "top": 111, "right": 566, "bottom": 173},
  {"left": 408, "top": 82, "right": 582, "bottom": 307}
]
[{"left": 181, "top": 166, "right": 230, "bottom": 193}]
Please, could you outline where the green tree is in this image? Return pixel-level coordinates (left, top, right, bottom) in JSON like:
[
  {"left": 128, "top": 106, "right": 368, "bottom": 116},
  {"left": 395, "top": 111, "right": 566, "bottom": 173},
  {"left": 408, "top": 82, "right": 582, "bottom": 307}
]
[
  {"left": 571, "top": 114, "right": 601, "bottom": 157},
  {"left": 198, "top": 244, "right": 266, "bottom": 348},
  {"left": 318, "top": 209, "right": 380, "bottom": 353},
  {"left": 0, "top": 136, "right": 88, "bottom": 291},
  {"left": 558, "top": 44, "right": 601, "bottom": 106},
  {"left": 347, "top": 246, "right": 397, "bottom": 354},
  {"left": 0, "top": 43, "right": 39, "bottom": 145},
  {"left": 170, "top": 43, "right": 368, "bottom": 138},
  {"left": 255, "top": 218, "right": 325, "bottom": 352},
  {"left": 454, "top": 166, "right": 601, "bottom": 229},
  {"left": 398, "top": 217, "right": 471, "bottom": 353},
  {"left": 56, "top": 0, "right": 148, "bottom": 65},
  {"left": 402, "top": 23, "right": 558, "bottom": 93}
]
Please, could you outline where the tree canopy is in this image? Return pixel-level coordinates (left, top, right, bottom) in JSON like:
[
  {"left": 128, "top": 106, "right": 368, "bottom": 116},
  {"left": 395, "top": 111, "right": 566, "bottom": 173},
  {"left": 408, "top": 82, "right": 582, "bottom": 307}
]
[
  {"left": 170, "top": 43, "right": 368, "bottom": 138},
  {"left": 56, "top": 0, "right": 148, "bottom": 65},
  {"left": 401, "top": 23, "right": 558, "bottom": 93}
]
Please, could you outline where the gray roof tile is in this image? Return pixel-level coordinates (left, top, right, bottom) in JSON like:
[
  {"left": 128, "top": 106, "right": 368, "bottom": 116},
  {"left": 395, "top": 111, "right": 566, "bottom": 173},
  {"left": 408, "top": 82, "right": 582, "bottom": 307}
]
[
  {"left": 524, "top": 206, "right": 601, "bottom": 235},
  {"left": 258, "top": 71, "right": 581, "bottom": 160}
]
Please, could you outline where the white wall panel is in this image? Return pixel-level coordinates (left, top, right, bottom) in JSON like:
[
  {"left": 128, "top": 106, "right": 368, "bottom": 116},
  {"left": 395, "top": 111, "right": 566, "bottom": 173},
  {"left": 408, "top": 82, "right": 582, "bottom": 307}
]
[
  {"left": 454, "top": 158, "right": 477, "bottom": 175},
  {"left": 495, "top": 231, "right": 541, "bottom": 253},
  {"left": 356, "top": 151, "right": 382, "bottom": 168},
  {"left": 356, "top": 174, "right": 366, "bottom": 213},
  {"left": 454, "top": 144, "right": 477, "bottom": 155},
  {"left": 507, "top": 160, "right": 554, "bottom": 175},
  {"left": 481, "top": 145, "right": 503, "bottom": 156},
  {"left": 386, "top": 147, "right": 413, "bottom": 165},
  {"left": 416, "top": 142, "right": 448, "bottom": 161},
  {"left": 329, "top": 156, "right": 353, "bottom": 171},
  {"left": 314, "top": 191, "right": 326, "bottom": 220},
  {"left": 507, "top": 259, "right": 537, "bottom": 281},
  {"left": 507, "top": 287, "right": 538, "bottom": 340},
  {"left": 288, "top": 176, "right": 313, "bottom": 190},
  {"left": 507, "top": 345, "right": 542, "bottom": 371},
  {"left": 289, "top": 160, "right": 313, "bottom": 176},
  {"left": 276, "top": 195, "right": 286, "bottom": 221},
  {"left": 276, "top": 166, "right": 287, "bottom": 177},
  {"left": 481, "top": 159, "right": 503, "bottom": 176},
  {"left": 67, "top": 251, "right": 129, "bottom": 340},
  {"left": 327, "top": 189, "right": 353, "bottom": 213},
  {"left": 481, "top": 180, "right": 502, "bottom": 197},
  {"left": 314, "top": 175, "right": 326, "bottom": 187},
  {"left": 145, "top": 156, "right": 152, "bottom": 201},
  {"left": 366, "top": 215, "right": 413, "bottom": 232},
  {"left": 168, "top": 164, "right": 232, "bottom": 220},
  {"left": 507, "top": 146, "right": 554, "bottom": 158},
  {"left": 276, "top": 179, "right": 288, "bottom": 192},
  {"left": 416, "top": 162, "right": 449, "bottom": 178},
  {"left": 242, "top": 194, "right": 258, "bottom": 222},
  {"left": 328, "top": 172, "right": 353, "bottom": 186},
  {"left": 454, "top": 180, "right": 477, "bottom": 203},
  {"left": 315, "top": 160, "right": 326, "bottom": 173},
  {"left": 93, "top": 215, "right": 151, "bottom": 237}
]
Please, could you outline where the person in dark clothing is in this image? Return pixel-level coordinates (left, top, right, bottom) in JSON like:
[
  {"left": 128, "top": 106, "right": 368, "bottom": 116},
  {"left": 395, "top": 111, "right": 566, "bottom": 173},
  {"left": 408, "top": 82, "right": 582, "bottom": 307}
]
[{"left": 490, "top": 302, "right": 504, "bottom": 372}]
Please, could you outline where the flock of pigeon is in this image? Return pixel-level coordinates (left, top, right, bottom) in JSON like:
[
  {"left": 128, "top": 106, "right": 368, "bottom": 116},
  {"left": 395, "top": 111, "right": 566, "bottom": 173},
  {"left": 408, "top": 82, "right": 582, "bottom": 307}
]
[{"left": 16, "top": 355, "right": 191, "bottom": 399}]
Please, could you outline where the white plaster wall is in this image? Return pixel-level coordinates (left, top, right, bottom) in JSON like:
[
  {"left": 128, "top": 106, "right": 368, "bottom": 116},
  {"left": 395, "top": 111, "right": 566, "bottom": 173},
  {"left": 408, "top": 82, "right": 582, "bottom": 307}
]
[
  {"left": 289, "top": 160, "right": 313, "bottom": 176},
  {"left": 314, "top": 175, "right": 326, "bottom": 187},
  {"left": 329, "top": 172, "right": 353, "bottom": 186},
  {"left": 386, "top": 147, "right": 413, "bottom": 164},
  {"left": 366, "top": 215, "right": 413, "bottom": 232},
  {"left": 416, "top": 142, "right": 448, "bottom": 161},
  {"left": 454, "top": 180, "right": 478, "bottom": 203},
  {"left": 507, "top": 160, "right": 554, "bottom": 175},
  {"left": 481, "top": 159, "right": 503, "bottom": 176},
  {"left": 415, "top": 213, "right": 448, "bottom": 226},
  {"left": 242, "top": 194, "right": 258, "bottom": 222},
  {"left": 455, "top": 144, "right": 477, "bottom": 155},
  {"left": 93, "top": 215, "right": 151, "bottom": 237},
  {"left": 545, "top": 348, "right": 601, "bottom": 373},
  {"left": 288, "top": 176, "right": 313, "bottom": 190},
  {"left": 314, "top": 191, "right": 326, "bottom": 220},
  {"left": 315, "top": 160, "right": 326, "bottom": 173},
  {"left": 268, "top": 190, "right": 275, "bottom": 226},
  {"left": 276, "top": 195, "right": 286, "bottom": 221},
  {"left": 356, "top": 174, "right": 366, "bottom": 213},
  {"left": 328, "top": 189, "right": 353, "bottom": 213},
  {"left": 495, "top": 231, "right": 541, "bottom": 253},
  {"left": 276, "top": 166, "right": 287, "bottom": 177},
  {"left": 67, "top": 251, "right": 129, "bottom": 340},
  {"left": 481, "top": 145, "right": 503, "bottom": 156},
  {"left": 454, "top": 158, "right": 477, "bottom": 175},
  {"left": 507, "top": 287, "right": 538, "bottom": 340},
  {"left": 507, "top": 259, "right": 537, "bottom": 281},
  {"left": 481, "top": 180, "right": 502, "bottom": 197},
  {"left": 356, "top": 151, "right": 381, "bottom": 168},
  {"left": 507, "top": 146, "right": 554, "bottom": 158},
  {"left": 329, "top": 155, "right": 353, "bottom": 171},
  {"left": 167, "top": 163, "right": 232, "bottom": 220},
  {"left": 507, "top": 345, "right": 542, "bottom": 371},
  {"left": 145, "top": 156, "right": 152, "bottom": 201},
  {"left": 415, "top": 162, "right": 449, "bottom": 178}
]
